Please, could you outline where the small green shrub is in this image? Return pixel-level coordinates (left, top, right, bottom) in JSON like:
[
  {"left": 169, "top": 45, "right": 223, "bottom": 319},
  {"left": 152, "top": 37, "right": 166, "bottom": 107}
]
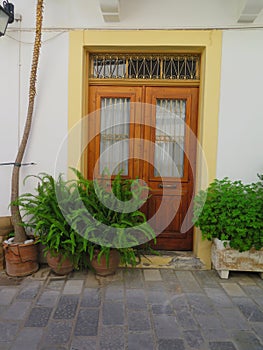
[
  {"left": 70, "top": 168, "right": 156, "bottom": 267},
  {"left": 13, "top": 173, "right": 89, "bottom": 269},
  {"left": 193, "top": 176, "right": 263, "bottom": 251}
]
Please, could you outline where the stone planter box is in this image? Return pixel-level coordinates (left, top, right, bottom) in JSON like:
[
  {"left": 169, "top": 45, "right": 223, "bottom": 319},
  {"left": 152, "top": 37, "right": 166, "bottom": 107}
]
[{"left": 211, "top": 238, "right": 263, "bottom": 279}]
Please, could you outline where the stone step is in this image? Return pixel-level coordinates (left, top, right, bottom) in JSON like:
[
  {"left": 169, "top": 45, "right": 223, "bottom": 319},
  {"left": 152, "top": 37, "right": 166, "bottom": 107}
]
[{"left": 125, "top": 251, "right": 206, "bottom": 270}]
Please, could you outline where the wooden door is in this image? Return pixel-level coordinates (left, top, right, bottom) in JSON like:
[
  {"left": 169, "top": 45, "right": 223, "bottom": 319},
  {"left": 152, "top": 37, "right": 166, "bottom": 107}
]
[
  {"left": 144, "top": 87, "right": 199, "bottom": 250},
  {"left": 87, "top": 85, "right": 199, "bottom": 250}
]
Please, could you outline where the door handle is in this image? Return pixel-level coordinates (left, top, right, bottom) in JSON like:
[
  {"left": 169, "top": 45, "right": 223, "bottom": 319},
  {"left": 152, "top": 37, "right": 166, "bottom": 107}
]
[{"left": 159, "top": 184, "right": 177, "bottom": 188}]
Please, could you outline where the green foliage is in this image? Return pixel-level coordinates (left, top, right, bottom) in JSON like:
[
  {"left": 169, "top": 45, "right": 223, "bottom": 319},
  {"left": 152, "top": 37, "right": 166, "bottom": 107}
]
[
  {"left": 13, "top": 173, "right": 88, "bottom": 270},
  {"left": 70, "top": 168, "right": 156, "bottom": 267},
  {"left": 13, "top": 169, "right": 156, "bottom": 270},
  {"left": 193, "top": 176, "right": 263, "bottom": 251}
]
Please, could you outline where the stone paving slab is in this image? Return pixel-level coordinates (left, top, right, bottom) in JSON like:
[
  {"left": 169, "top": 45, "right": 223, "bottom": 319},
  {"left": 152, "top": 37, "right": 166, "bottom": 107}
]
[
  {"left": 144, "top": 269, "right": 162, "bottom": 281},
  {"left": 0, "top": 267, "right": 263, "bottom": 349}
]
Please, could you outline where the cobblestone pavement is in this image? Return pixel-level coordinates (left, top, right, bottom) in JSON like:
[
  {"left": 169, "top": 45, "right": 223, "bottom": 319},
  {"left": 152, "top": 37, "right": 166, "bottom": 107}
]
[{"left": 0, "top": 267, "right": 263, "bottom": 350}]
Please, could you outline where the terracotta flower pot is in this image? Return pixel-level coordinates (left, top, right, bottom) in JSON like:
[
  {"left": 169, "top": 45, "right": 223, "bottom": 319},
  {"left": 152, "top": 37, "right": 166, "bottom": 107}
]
[
  {"left": 46, "top": 251, "right": 74, "bottom": 275},
  {"left": 3, "top": 241, "right": 39, "bottom": 277},
  {"left": 0, "top": 217, "right": 14, "bottom": 270},
  {"left": 0, "top": 216, "right": 13, "bottom": 236},
  {"left": 90, "top": 249, "right": 120, "bottom": 276}
]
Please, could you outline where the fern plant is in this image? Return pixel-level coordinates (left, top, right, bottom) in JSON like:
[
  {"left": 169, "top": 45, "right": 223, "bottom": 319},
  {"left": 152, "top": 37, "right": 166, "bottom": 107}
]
[
  {"left": 193, "top": 176, "right": 263, "bottom": 251},
  {"left": 13, "top": 173, "right": 89, "bottom": 270},
  {"left": 14, "top": 169, "right": 156, "bottom": 270},
  {"left": 70, "top": 168, "right": 156, "bottom": 267}
]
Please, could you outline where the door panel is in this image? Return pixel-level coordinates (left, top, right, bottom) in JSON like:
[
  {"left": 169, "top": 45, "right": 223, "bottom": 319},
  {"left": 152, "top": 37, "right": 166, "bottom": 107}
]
[
  {"left": 144, "top": 87, "right": 198, "bottom": 250},
  {"left": 148, "top": 195, "right": 182, "bottom": 232},
  {"left": 88, "top": 86, "right": 142, "bottom": 179},
  {"left": 87, "top": 85, "right": 198, "bottom": 250}
]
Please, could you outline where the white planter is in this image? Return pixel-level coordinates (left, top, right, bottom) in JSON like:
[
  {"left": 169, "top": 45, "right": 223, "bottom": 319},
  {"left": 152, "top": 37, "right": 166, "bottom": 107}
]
[{"left": 211, "top": 238, "right": 263, "bottom": 279}]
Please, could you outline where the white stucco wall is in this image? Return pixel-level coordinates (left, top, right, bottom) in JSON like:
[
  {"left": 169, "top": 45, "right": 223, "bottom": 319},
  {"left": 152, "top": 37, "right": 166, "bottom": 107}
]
[
  {"left": 0, "top": 33, "right": 20, "bottom": 216},
  {"left": 10, "top": 0, "right": 262, "bottom": 29},
  {"left": 216, "top": 30, "right": 263, "bottom": 183},
  {"left": 1, "top": 1, "right": 263, "bottom": 215},
  {"left": 0, "top": 29, "right": 68, "bottom": 215}
]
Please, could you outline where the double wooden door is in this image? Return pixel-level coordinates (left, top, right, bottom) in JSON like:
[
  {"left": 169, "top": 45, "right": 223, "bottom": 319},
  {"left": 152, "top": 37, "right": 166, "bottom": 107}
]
[{"left": 87, "top": 85, "right": 199, "bottom": 250}]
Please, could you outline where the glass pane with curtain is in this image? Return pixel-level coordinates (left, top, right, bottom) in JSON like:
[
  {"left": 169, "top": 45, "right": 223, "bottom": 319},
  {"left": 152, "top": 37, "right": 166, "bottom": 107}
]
[
  {"left": 100, "top": 98, "right": 130, "bottom": 175},
  {"left": 154, "top": 99, "right": 186, "bottom": 177}
]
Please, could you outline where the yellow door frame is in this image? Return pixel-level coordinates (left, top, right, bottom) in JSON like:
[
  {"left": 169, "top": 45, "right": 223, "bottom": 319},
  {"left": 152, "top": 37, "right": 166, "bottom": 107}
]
[{"left": 68, "top": 29, "right": 222, "bottom": 268}]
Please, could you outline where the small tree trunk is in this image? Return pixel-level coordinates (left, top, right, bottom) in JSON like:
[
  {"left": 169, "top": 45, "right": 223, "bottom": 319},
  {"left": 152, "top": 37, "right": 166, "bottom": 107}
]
[{"left": 11, "top": 0, "right": 44, "bottom": 243}]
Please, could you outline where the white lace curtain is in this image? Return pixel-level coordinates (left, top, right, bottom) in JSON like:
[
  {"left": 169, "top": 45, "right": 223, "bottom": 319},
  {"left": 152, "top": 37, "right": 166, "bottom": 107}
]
[
  {"left": 99, "top": 97, "right": 186, "bottom": 178},
  {"left": 100, "top": 98, "right": 130, "bottom": 175},
  {"left": 155, "top": 99, "right": 186, "bottom": 178}
]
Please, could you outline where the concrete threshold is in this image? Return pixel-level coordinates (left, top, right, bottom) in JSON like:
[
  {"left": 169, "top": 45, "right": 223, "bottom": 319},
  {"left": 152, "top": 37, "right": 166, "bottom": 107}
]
[{"left": 126, "top": 251, "right": 206, "bottom": 270}]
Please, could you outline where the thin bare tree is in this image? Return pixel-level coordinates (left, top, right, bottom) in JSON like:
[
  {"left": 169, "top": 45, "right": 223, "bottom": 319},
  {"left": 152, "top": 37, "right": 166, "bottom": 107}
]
[{"left": 11, "top": 0, "right": 44, "bottom": 243}]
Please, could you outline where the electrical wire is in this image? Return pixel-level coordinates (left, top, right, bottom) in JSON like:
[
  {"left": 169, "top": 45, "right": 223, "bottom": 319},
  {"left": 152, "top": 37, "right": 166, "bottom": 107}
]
[
  {"left": 0, "top": 162, "right": 36, "bottom": 167},
  {"left": 5, "top": 30, "right": 66, "bottom": 45}
]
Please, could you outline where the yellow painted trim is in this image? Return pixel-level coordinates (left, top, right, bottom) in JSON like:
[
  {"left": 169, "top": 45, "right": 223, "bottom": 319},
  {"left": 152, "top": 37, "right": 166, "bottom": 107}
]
[
  {"left": 68, "top": 29, "right": 222, "bottom": 269},
  {"left": 89, "top": 79, "right": 200, "bottom": 87},
  {"left": 68, "top": 31, "right": 85, "bottom": 175},
  {"left": 194, "top": 31, "right": 222, "bottom": 268}
]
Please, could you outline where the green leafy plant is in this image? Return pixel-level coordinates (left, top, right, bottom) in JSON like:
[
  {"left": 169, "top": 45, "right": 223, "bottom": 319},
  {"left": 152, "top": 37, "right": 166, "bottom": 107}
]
[
  {"left": 193, "top": 176, "right": 263, "bottom": 251},
  {"left": 14, "top": 169, "right": 156, "bottom": 270},
  {"left": 70, "top": 168, "right": 156, "bottom": 267},
  {"left": 13, "top": 173, "right": 89, "bottom": 270}
]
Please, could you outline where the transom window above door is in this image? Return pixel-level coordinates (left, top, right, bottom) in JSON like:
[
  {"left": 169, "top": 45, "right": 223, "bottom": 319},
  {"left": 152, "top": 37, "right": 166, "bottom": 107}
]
[{"left": 89, "top": 53, "right": 200, "bottom": 80}]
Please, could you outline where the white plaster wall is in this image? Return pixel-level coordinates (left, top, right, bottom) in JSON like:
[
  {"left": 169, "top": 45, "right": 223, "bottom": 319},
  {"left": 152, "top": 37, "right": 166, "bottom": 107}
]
[
  {"left": 19, "top": 31, "right": 69, "bottom": 194},
  {"left": 8, "top": 0, "right": 263, "bottom": 30},
  {"left": 216, "top": 30, "right": 263, "bottom": 183},
  {"left": 0, "top": 33, "right": 20, "bottom": 216},
  {"left": 1, "top": 1, "right": 263, "bottom": 216},
  {"left": 0, "top": 28, "right": 68, "bottom": 215}
]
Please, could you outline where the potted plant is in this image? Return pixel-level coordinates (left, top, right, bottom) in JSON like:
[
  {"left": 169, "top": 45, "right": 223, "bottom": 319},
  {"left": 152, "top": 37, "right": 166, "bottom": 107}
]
[
  {"left": 0, "top": 216, "right": 13, "bottom": 270},
  {"left": 4, "top": 0, "right": 44, "bottom": 277},
  {"left": 193, "top": 176, "right": 263, "bottom": 278},
  {"left": 14, "top": 173, "right": 89, "bottom": 275},
  {"left": 70, "top": 169, "right": 156, "bottom": 276}
]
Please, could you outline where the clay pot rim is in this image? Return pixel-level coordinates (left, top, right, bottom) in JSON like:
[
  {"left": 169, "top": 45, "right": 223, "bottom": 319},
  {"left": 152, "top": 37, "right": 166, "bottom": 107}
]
[
  {"left": 3, "top": 240, "right": 37, "bottom": 248},
  {"left": 0, "top": 216, "right": 12, "bottom": 221},
  {"left": 93, "top": 247, "right": 120, "bottom": 254},
  {"left": 46, "top": 250, "right": 72, "bottom": 260}
]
